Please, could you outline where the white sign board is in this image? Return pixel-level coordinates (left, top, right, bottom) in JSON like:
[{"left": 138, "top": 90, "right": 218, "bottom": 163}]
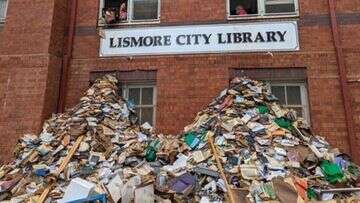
[{"left": 100, "top": 21, "right": 299, "bottom": 56}]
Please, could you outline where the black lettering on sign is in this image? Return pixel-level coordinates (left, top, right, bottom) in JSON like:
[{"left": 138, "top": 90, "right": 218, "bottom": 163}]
[
  {"left": 164, "top": 35, "right": 171, "bottom": 46},
  {"left": 243, "top": 32, "right": 253, "bottom": 43},
  {"left": 203, "top": 34, "right": 212, "bottom": 44},
  {"left": 117, "top": 38, "right": 122, "bottom": 47},
  {"left": 143, "top": 36, "right": 154, "bottom": 46},
  {"left": 277, "top": 31, "right": 287, "bottom": 42},
  {"left": 186, "top": 35, "right": 192, "bottom": 45},
  {"left": 192, "top": 34, "right": 202, "bottom": 45},
  {"left": 226, "top": 33, "right": 232, "bottom": 43},
  {"left": 123, "top": 37, "right": 130, "bottom": 47},
  {"left": 233, "top": 33, "right": 242, "bottom": 43},
  {"left": 153, "top": 36, "right": 163, "bottom": 46},
  {"left": 176, "top": 35, "right": 186, "bottom": 45},
  {"left": 110, "top": 38, "right": 116, "bottom": 48},
  {"left": 218, "top": 33, "right": 226, "bottom": 44},
  {"left": 254, "top": 32, "right": 265, "bottom": 43},
  {"left": 266, "top": 32, "right": 277, "bottom": 42},
  {"left": 130, "top": 37, "right": 143, "bottom": 47}
]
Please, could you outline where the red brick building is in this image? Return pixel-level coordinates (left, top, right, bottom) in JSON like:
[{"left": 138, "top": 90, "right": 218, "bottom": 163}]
[{"left": 0, "top": 0, "right": 359, "bottom": 163}]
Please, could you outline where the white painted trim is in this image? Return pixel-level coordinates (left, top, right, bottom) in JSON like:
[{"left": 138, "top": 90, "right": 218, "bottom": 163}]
[
  {"left": 99, "top": 0, "right": 104, "bottom": 23},
  {"left": 0, "top": 0, "right": 8, "bottom": 23},
  {"left": 258, "top": 0, "right": 265, "bottom": 16}
]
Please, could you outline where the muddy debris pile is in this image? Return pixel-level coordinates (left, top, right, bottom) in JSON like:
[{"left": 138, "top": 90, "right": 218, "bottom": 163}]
[{"left": 0, "top": 75, "right": 359, "bottom": 203}]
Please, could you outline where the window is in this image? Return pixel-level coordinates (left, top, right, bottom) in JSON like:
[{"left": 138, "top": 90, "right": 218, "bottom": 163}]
[
  {"left": 123, "top": 85, "right": 156, "bottom": 126},
  {"left": 269, "top": 82, "right": 310, "bottom": 124},
  {"left": 265, "top": 0, "right": 296, "bottom": 14},
  {"left": 230, "top": 68, "right": 309, "bottom": 123},
  {"left": 228, "top": 0, "right": 298, "bottom": 19},
  {"left": 229, "top": 0, "right": 258, "bottom": 16},
  {"left": 132, "top": 0, "right": 159, "bottom": 20},
  {"left": 89, "top": 70, "right": 157, "bottom": 125},
  {"left": 99, "top": 0, "right": 160, "bottom": 25},
  {"left": 0, "top": 0, "right": 8, "bottom": 22}
]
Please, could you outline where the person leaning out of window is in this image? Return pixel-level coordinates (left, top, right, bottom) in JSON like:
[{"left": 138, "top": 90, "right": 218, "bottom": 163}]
[
  {"left": 103, "top": 2, "right": 127, "bottom": 24},
  {"left": 236, "top": 5, "right": 248, "bottom": 16},
  {"left": 104, "top": 8, "right": 117, "bottom": 24},
  {"left": 119, "top": 2, "right": 127, "bottom": 21}
]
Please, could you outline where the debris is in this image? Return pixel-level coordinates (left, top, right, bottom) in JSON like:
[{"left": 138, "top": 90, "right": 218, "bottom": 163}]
[
  {"left": 107, "top": 174, "right": 123, "bottom": 203},
  {"left": 240, "top": 164, "right": 259, "bottom": 180},
  {"left": 58, "top": 178, "right": 97, "bottom": 203},
  {"left": 170, "top": 173, "right": 196, "bottom": 194},
  {"left": 1, "top": 75, "right": 360, "bottom": 202},
  {"left": 320, "top": 160, "right": 345, "bottom": 184},
  {"left": 135, "top": 184, "right": 155, "bottom": 203},
  {"left": 162, "top": 154, "right": 188, "bottom": 173}
]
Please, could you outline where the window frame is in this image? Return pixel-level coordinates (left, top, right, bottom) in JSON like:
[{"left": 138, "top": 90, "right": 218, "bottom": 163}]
[
  {"left": 269, "top": 82, "right": 310, "bottom": 124},
  {"left": 226, "top": 0, "right": 299, "bottom": 20},
  {"left": 122, "top": 84, "right": 157, "bottom": 126},
  {"left": 0, "top": 0, "right": 8, "bottom": 23},
  {"left": 99, "top": 0, "right": 161, "bottom": 26}
]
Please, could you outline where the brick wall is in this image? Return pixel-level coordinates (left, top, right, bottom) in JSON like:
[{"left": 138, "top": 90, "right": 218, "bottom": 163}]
[
  {"left": 0, "top": 0, "right": 360, "bottom": 163},
  {"left": 0, "top": 0, "right": 68, "bottom": 163},
  {"left": 0, "top": 26, "right": 3, "bottom": 44}
]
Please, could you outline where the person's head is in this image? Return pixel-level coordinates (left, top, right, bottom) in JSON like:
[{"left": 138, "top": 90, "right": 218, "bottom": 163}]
[
  {"left": 236, "top": 5, "right": 247, "bottom": 15},
  {"left": 120, "top": 3, "right": 126, "bottom": 10}
]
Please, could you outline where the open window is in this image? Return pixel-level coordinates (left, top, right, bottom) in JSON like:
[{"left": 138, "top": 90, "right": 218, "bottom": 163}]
[
  {"left": 228, "top": 0, "right": 298, "bottom": 19},
  {"left": 0, "top": 0, "right": 8, "bottom": 23},
  {"left": 99, "top": 0, "right": 160, "bottom": 25},
  {"left": 229, "top": 0, "right": 258, "bottom": 16}
]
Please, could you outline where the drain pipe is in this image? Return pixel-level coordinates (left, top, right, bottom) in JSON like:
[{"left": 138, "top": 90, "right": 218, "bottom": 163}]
[
  {"left": 328, "top": 0, "right": 357, "bottom": 160},
  {"left": 57, "top": 0, "right": 78, "bottom": 113}
]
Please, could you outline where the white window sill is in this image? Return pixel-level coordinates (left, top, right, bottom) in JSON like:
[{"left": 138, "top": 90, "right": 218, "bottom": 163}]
[{"left": 227, "top": 13, "right": 299, "bottom": 21}]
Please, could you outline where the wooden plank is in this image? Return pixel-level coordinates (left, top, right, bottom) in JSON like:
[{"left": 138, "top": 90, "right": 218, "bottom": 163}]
[
  {"left": 55, "top": 135, "right": 84, "bottom": 176},
  {"left": 37, "top": 135, "right": 84, "bottom": 203},
  {"left": 37, "top": 184, "right": 53, "bottom": 203},
  {"left": 207, "top": 132, "right": 236, "bottom": 203}
]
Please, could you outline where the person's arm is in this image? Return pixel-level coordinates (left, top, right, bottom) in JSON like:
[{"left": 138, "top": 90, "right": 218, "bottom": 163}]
[
  {"left": 119, "top": 3, "right": 127, "bottom": 20},
  {"left": 105, "top": 9, "right": 116, "bottom": 24}
]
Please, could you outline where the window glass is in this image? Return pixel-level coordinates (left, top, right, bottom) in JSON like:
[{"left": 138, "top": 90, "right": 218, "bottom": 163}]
[
  {"left": 265, "top": 0, "right": 295, "bottom": 13},
  {"left": 271, "top": 86, "right": 286, "bottom": 104},
  {"left": 286, "top": 86, "right": 301, "bottom": 105},
  {"left": 0, "top": 0, "right": 7, "bottom": 20},
  {"left": 230, "top": 0, "right": 258, "bottom": 16},
  {"left": 132, "top": 0, "right": 159, "bottom": 20},
  {"left": 135, "top": 107, "right": 141, "bottom": 121},
  {"left": 141, "top": 107, "right": 154, "bottom": 125},
  {"left": 105, "top": 0, "right": 122, "bottom": 8},
  {"left": 142, "top": 88, "right": 154, "bottom": 105},
  {"left": 129, "top": 88, "right": 140, "bottom": 105}
]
